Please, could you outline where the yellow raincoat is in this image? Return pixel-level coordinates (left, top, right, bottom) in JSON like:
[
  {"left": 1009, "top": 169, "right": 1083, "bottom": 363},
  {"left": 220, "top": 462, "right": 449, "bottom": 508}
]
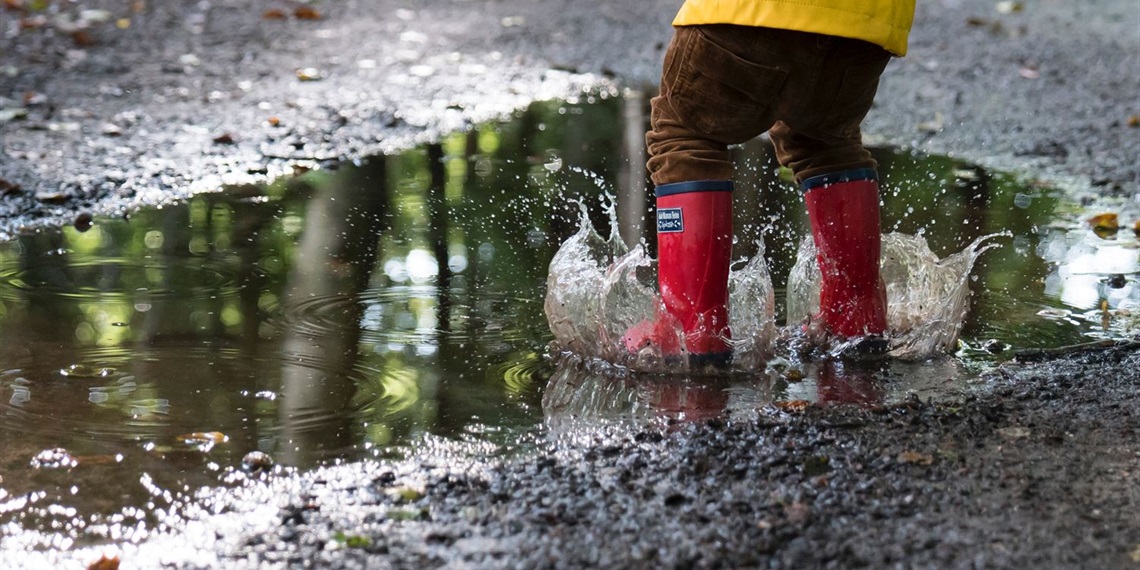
[{"left": 673, "top": 0, "right": 915, "bottom": 56}]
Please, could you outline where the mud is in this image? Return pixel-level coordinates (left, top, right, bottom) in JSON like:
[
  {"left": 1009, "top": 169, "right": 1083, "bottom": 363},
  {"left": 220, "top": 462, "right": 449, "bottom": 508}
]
[{"left": 1, "top": 0, "right": 1139, "bottom": 568}]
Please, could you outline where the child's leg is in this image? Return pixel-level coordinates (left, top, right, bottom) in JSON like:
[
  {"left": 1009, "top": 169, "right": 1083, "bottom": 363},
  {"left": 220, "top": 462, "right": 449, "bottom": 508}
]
[
  {"left": 626, "top": 26, "right": 787, "bottom": 364},
  {"left": 767, "top": 38, "right": 892, "bottom": 337}
]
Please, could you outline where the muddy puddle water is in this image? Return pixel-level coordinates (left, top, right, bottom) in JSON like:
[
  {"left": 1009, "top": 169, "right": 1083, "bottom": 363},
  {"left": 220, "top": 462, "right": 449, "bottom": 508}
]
[{"left": 0, "top": 96, "right": 1136, "bottom": 548}]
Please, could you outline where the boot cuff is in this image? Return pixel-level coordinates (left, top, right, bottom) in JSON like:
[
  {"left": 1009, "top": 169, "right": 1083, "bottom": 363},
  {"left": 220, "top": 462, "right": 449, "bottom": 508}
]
[
  {"left": 655, "top": 180, "right": 734, "bottom": 197},
  {"left": 801, "top": 169, "right": 878, "bottom": 192}
]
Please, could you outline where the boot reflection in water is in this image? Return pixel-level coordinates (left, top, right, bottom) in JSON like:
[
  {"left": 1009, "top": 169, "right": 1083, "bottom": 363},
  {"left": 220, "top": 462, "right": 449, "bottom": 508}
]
[
  {"left": 624, "top": 0, "right": 914, "bottom": 365},
  {"left": 649, "top": 380, "right": 730, "bottom": 422},
  {"left": 815, "top": 360, "right": 885, "bottom": 406}
]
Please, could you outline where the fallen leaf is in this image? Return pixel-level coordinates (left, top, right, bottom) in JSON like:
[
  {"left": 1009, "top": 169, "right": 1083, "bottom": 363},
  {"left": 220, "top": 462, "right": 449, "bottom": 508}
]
[
  {"left": 212, "top": 132, "right": 236, "bottom": 145},
  {"left": 1133, "top": 220, "right": 1140, "bottom": 237},
  {"left": 22, "top": 91, "right": 46, "bottom": 105},
  {"left": 897, "top": 451, "right": 934, "bottom": 465},
  {"left": 294, "top": 6, "right": 322, "bottom": 20},
  {"left": 3, "top": 0, "right": 23, "bottom": 11},
  {"left": 0, "top": 178, "right": 21, "bottom": 195},
  {"left": 87, "top": 555, "right": 120, "bottom": 570},
  {"left": 179, "top": 431, "right": 229, "bottom": 445},
  {"left": 267, "top": 116, "right": 281, "bottom": 127},
  {"left": 71, "top": 30, "right": 96, "bottom": 47},
  {"left": 1127, "top": 115, "right": 1140, "bottom": 128},
  {"left": 19, "top": 15, "right": 46, "bottom": 30},
  {"left": 774, "top": 400, "right": 811, "bottom": 413},
  {"left": 1088, "top": 212, "right": 1119, "bottom": 238},
  {"left": 262, "top": 8, "right": 287, "bottom": 20}
]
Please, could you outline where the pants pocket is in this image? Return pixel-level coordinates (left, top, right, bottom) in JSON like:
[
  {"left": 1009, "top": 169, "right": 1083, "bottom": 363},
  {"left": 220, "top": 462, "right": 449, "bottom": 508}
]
[{"left": 666, "top": 28, "right": 789, "bottom": 144}]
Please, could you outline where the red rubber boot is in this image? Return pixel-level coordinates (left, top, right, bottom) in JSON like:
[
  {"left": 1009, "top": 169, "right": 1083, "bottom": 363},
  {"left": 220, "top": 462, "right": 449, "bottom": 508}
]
[
  {"left": 802, "top": 169, "right": 887, "bottom": 337},
  {"left": 623, "top": 180, "right": 734, "bottom": 366}
]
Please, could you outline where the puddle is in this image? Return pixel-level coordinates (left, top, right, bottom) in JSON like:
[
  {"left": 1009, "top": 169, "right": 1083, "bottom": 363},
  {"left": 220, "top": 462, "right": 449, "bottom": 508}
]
[{"left": 0, "top": 95, "right": 1136, "bottom": 548}]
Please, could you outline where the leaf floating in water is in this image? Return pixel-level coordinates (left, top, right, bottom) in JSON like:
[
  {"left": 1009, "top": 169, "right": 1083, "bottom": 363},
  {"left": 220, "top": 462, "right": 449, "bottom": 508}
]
[
  {"left": 1087, "top": 212, "right": 1119, "bottom": 239},
  {"left": 179, "top": 432, "right": 229, "bottom": 450},
  {"left": 896, "top": 450, "right": 934, "bottom": 465}
]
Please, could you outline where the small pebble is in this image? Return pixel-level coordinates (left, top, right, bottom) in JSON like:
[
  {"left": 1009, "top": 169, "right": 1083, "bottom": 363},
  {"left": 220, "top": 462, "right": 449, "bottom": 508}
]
[{"left": 242, "top": 451, "right": 274, "bottom": 473}]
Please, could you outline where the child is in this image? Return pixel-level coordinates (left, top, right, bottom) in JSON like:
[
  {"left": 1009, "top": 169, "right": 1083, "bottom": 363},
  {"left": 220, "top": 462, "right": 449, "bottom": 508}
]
[{"left": 624, "top": 0, "right": 916, "bottom": 365}]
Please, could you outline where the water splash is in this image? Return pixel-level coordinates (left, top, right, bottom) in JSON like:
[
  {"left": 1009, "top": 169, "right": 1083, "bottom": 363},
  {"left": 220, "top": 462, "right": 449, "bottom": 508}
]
[
  {"left": 545, "top": 207, "right": 1006, "bottom": 370},
  {"left": 786, "top": 232, "right": 1008, "bottom": 360},
  {"left": 544, "top": 200, "right": 778, "bottom": 372}
]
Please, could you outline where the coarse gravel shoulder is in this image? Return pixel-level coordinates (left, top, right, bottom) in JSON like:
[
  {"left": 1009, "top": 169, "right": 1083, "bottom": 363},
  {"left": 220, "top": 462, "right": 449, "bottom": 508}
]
[{"left": 1, "top": 0, "right": 1138, "bottom": 237}]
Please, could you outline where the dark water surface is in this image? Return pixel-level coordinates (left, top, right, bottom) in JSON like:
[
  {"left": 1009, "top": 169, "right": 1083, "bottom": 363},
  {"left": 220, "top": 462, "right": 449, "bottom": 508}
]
[{"left": 0, "top": 96, "right": 1136, "bottom": 541}]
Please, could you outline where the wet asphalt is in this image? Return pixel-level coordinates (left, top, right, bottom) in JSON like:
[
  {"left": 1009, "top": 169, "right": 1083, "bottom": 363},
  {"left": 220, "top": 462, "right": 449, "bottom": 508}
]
[{"left": 1, "top": 0, "right": 1139, "bottom": 568}]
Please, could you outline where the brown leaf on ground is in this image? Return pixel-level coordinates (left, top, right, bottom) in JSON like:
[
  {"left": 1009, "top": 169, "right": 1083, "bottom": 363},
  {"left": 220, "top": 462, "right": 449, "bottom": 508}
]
[
  {"left": 262, "top": 8, "right": 287, "bottom": 20},
  {"left": 0, "top": 179, "right": 21, "bottom": 195},
  {"left": 897, "top": 451, "right": 934, "bottom": 465},
  {"left": 213, "top": 132, "right": 236, "bottom": 145},
  {"left": 71, "top": 30, "right": 96, "bottom": 47},
  {"left": 3, "top": 0, "right": 24, "bottom": 12},
  {"left": 19, "top": 15, "right": 47, "bottom": 29},
  {"left": 773, "top": 400, "right": 811, "bottom": 413},
  {"left": 1127, "top": 115, "right": 1140, "bottom": 128},
  {"left": 1088, "top": 213, "right": 1119, "bottom": 239},
  {"left": 294, "top": 6, "right": 322, "bottom": 20},
  {"left": 87, "top": 555, "right": 120, "bottom": 570}
]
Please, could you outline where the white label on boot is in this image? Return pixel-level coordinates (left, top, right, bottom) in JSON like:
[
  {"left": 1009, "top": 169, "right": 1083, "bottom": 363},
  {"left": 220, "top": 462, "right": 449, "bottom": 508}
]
[{"left": 658, "top": 208, "right": 683, "bottom": 233}]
